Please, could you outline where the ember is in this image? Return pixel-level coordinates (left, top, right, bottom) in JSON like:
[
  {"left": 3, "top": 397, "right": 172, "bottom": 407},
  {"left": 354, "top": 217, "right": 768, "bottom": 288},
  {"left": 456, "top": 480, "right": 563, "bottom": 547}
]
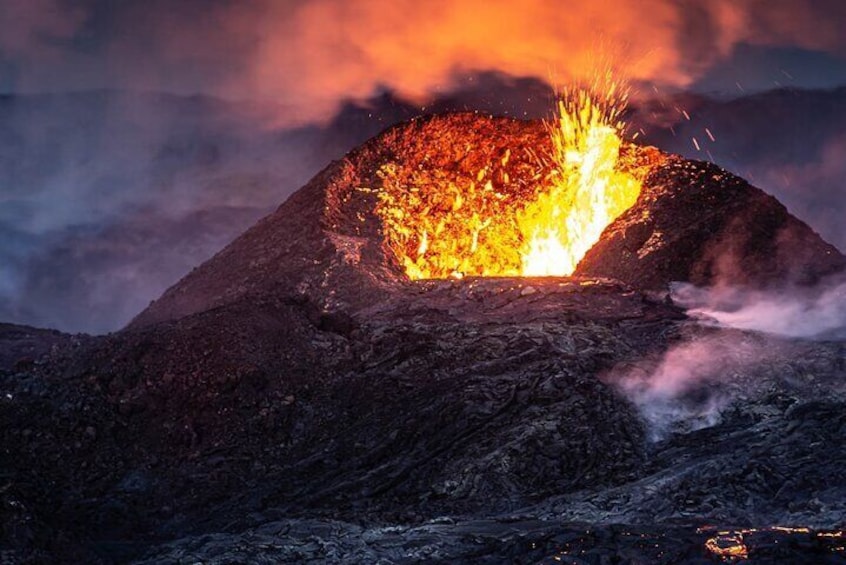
[{"left": 376, "top": 75, "right": 642, "bottom": 279}]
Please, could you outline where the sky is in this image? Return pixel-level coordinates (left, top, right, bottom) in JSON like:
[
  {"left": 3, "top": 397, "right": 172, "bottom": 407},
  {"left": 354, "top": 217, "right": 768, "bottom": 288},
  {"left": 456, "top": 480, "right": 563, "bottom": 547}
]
[
  {"left": 3, "top": 0, "right": 846, "bottom": 108},
  {"left": 1, "top": 0, "right": 846, "bottom": 333}
]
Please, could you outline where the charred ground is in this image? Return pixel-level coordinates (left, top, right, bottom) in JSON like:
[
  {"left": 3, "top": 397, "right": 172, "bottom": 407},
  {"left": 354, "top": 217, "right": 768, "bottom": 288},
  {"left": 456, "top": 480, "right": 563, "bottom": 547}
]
[{"left": 2, "top": 114, "right": 845, "bottom": 563}]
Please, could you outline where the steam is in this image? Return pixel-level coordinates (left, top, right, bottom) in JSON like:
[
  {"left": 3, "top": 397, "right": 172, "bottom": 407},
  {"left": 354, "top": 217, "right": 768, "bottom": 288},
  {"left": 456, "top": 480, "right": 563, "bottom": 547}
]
[
  {"left": 671, "top": 279, "right": 846, "bottom": 339},
  {"left": 612, "top": 275, "right": 846, "bottom": 440},
  {"left": 611, "top": 335, "right": 762, "bottom": 441}
]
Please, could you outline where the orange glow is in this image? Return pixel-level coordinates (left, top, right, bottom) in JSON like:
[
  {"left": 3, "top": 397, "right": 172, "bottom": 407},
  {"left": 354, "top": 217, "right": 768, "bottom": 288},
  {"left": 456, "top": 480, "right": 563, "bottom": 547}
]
[
  {"left": 376, "top": 76, "right": 642, "bottom": 279},
  {"left": 704, "top": 533, "right": 749, "bottom": 560},
  {"left": 701, "top": 527, "right": 846, "bottom": 560},
  {"left": 246, "top": 0, "right": 688, "bottom": 123},
  {"left": 237, "top": 1, "right": 846, "bottom": 126},
  {"left": 518, "top": 77, "right": 639, "bottom": 275},
  {"left": 376, "top": 164, "right": 523, "bottom": 279}
]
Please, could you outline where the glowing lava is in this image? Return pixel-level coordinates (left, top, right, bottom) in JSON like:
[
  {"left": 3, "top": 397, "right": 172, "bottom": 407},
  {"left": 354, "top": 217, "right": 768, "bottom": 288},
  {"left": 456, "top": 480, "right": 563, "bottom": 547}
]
[
  {"left": 700, "top": 527, "right": 846, "bottom": 561},
  {"left": 704, "top": 532, "right": 749, "bottom": 560},
  {"left": 519, "top": 82, "right": 639, "bottom": 275},
  {"left": 376, "top": 76, "right": 643, "bottom": 279}
]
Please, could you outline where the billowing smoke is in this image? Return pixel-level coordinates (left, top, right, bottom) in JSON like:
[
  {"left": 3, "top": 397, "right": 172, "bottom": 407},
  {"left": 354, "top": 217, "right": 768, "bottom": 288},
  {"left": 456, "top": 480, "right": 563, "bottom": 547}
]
[
  {"left": 4, "top": 1, "right": 846, "bottom": 122},
  {"left": 243, "top": 0, "right": 846, "bottom": 122}
]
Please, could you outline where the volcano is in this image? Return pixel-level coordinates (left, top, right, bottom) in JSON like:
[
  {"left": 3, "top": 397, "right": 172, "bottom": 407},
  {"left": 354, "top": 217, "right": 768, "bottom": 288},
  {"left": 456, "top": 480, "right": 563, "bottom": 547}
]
[
  {"left": 132, "top": 113, "right": 843, "bottom": 328},
  {"left": 2, "top": 113, "right": 846, "bottom": 563}
]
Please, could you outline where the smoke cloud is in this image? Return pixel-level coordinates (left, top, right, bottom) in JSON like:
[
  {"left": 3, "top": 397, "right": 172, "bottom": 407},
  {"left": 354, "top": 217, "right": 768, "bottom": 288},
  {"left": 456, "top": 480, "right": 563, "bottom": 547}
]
[
  {"left": 136, "top": 0, "right": 846, "bottom": 123},
  {"left": 3, "top": 1, "right": 846, "bottom": 122}
]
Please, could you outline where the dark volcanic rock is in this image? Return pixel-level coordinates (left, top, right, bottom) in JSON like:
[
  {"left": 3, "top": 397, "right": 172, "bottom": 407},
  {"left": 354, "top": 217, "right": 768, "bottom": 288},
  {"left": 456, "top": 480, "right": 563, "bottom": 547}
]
[
  {"left": 2, "top": 113, "right": 846, "bottom": 563},
  {"left": 0, "top": 323, "right": 79, "bottom": 372},
  {"left": 578, "top": 157, "right": 846, "bottom": 288},
  {"left": 2, "top": 279, "right": 678, "bottom": 563}
]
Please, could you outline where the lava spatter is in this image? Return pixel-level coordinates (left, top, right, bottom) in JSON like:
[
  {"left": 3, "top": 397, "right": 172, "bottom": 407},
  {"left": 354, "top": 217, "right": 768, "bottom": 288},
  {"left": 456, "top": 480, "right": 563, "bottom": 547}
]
[{"left": 376, "top": 77, "right": 643, "bottom": 279}]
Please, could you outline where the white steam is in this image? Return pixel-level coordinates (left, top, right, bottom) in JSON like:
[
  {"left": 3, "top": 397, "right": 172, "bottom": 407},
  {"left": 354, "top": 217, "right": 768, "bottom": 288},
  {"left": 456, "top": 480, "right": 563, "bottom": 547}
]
[
  {"left": 612, "top": 275, "right": 846, "bottom": 440},
  {"left": 611, "top": 335, "right": 762, "bottom": 441},
  {"left": 671, "top": 278, "right": 846, "bottom": 339}
]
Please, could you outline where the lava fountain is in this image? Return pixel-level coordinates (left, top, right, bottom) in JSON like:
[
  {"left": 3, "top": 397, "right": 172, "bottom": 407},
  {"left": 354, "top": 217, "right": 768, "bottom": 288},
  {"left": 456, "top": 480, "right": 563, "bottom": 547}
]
[{"left": 376, "top": 75, "right": 642, "bottom": 279}]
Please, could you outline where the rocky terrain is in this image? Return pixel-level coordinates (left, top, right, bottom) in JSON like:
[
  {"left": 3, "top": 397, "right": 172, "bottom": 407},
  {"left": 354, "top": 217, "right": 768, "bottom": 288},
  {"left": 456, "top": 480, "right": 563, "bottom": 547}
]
[{"left": 2, "top": 113, "right": 845, "bottom": 563}]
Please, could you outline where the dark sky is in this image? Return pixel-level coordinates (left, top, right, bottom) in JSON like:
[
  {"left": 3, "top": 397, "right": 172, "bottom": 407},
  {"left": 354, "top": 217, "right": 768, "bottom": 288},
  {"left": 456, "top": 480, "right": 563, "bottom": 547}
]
[{"left": 1, "top": 0, "right": 845, "bottom": 333}]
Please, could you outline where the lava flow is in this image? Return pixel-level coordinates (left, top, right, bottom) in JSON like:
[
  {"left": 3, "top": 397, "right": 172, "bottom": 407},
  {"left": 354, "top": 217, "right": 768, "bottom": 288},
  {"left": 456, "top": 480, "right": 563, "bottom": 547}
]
[
  {"left": 701, "top": 526, "right": 846, "bottom": 561},
  {"left": 376, "top": 76, "right": 642, "bottom": 279}
]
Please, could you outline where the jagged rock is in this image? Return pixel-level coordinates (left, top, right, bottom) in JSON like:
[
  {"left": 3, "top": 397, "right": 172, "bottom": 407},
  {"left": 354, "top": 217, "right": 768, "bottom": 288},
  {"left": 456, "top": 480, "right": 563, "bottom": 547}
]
[
  {"left": 578, "top": 157, "right": 846, "bottom": 288},
  {"left": 0, "top": 323, "right": 79, "bottom": 372}
]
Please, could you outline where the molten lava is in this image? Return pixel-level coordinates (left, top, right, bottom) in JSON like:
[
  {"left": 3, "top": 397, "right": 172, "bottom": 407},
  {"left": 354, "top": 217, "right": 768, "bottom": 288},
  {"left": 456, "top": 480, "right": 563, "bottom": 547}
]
[
  {"left": 701, "top": 527, "right": 846, "bottom": 561},
  {"left": 376, "top": 79, "right": 643, "bottom": 279},
  {"left": 519, "top": 84, "right": 639, "bottom": 275}
]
